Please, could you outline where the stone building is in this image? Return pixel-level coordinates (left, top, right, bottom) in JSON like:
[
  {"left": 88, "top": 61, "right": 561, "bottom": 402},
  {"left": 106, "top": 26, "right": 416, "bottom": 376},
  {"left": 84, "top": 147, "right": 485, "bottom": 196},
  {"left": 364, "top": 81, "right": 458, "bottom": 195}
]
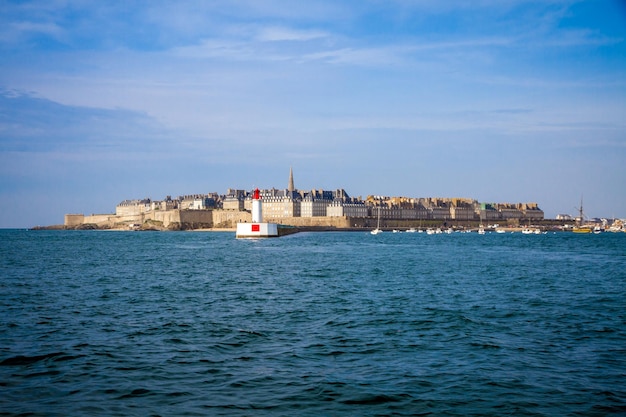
[
  {"left": 223, "top": 195, "right": 245, "bottom": 211},
  {"left": 327, "top": 201, "right": 368, "bottom": 217},
  {"left": 179, "top": 194, "right": 215, "bottom": 210},
  {"left": 519, "top": 203, "right": 544, "bottom": 219},
  {"left": 262, "top": 195, "right": 301, "bottom": 218},
  {"left": 300, "top": 195, "right": 329, "bottom": 217},
  {"left": 116, "top": 199, "right": 151, "bottom": 216}
]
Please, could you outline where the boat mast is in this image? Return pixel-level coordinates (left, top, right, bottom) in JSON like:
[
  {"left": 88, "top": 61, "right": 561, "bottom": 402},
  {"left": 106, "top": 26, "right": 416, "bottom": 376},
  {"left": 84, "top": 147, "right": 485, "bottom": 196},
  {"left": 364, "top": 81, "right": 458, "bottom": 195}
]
[{"left": 578, "top": 196, "right": 584, "bottom": 225}]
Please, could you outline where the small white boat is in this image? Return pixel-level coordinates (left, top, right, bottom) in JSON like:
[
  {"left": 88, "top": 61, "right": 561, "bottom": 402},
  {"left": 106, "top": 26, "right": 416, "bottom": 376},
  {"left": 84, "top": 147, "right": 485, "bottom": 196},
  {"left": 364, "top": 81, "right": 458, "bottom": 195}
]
[{"left": 371, "top": 206, "right": 383, "bottom": 235}]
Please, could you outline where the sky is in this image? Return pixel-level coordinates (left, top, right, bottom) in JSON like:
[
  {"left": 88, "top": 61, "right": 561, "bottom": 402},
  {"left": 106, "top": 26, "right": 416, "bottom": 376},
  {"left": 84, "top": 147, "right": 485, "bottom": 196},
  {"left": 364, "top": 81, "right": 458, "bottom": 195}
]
[{"left": 1, "top": 0, "right": 625, "bottom": 227}]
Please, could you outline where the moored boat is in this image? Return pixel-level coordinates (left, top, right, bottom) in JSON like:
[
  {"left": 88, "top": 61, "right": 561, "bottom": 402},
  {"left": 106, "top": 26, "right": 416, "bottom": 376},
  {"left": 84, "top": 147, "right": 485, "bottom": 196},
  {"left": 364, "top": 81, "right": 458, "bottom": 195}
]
[
  {"left": 572, "top": 197, "right": 593, "bottom": 234},
  {"left": 371, "top": 206, "right": 383, "bottom": 235}
]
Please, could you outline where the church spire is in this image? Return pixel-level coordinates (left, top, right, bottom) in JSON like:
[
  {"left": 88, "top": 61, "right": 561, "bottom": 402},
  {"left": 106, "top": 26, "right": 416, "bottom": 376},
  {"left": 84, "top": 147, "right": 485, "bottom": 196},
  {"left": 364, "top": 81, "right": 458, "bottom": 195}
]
[{"left": 288, "top": 166, "right": 294, "bottom": 192}]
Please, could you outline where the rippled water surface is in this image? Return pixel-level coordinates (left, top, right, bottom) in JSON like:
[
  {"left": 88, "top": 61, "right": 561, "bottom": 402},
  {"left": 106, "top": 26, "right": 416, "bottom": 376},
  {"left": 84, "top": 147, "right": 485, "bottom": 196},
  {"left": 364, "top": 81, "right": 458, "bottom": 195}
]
[{"left": 1, "top": 229, "right": 625, "bottom": 416}]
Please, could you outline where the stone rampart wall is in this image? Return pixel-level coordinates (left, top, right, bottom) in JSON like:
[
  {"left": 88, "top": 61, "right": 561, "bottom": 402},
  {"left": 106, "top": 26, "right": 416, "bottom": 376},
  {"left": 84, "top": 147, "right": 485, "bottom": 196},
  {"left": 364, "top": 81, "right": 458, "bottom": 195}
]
[
  {"left": 152, "top": 210, "right": 181, "bottom": 227},
  {"left": 275, "top": 216, "right": 353, "bottom": 228},
  {"left": 113, "top": 214, "right": 144, "bottom": 225},
  {"left": 69, "top": 209, "right": 530, "bottom": 230},
  {"left": 177, "top": 210, "right": 214, "bottom": 228},
  {"left": 84, "top": 214, "right": 118, "bottom": 225},
  {"left": 212, "top": 210, "right": 251, "bottom": 228},
  {"left": 64, "top": 214, "right": 85, "bottom": 227}
]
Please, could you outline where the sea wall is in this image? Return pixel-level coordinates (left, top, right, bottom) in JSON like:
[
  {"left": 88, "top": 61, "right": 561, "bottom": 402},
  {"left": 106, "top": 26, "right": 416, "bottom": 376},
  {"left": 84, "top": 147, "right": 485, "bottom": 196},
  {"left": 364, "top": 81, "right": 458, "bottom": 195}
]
[
  {"left": 66, "top": 209, "right": 545, "bottom": 231},
  {"left": 175, "top": 210, "right": 214, "bottom": 229},
  {"left": 63, "top": 209, "right": 251, "bottom": 230},
  {"left": 84, "top": 214, "right": 119, "bottom": 226},
  {"left": 275, "top": 216, "right": 353, "bottom": 229},
  {"left": 64, "top": 214, "right": 85, "bottom": 227},
  {"left": 64, "top": 211, "right": 388, "bottom": 230},
  {"left": 152, "top": 210, "right": 181, "bottom": 228},
  {"left": 212, "top": 210, "right": 251, "bottom": 228}
]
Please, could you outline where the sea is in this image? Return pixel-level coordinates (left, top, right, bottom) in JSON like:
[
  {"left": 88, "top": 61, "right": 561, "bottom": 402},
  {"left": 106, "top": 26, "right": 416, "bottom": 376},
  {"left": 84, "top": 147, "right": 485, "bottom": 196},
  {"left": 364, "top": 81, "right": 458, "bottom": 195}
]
[{"left": 1, "top": 229, "right": 625, "bottom": 416}]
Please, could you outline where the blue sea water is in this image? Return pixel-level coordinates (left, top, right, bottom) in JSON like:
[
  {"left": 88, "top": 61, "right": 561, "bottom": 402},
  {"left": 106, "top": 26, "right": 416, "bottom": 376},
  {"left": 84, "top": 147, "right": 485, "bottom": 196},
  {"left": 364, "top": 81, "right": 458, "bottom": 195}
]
[{"left": 0, "top": 229, "right": 625, "bottom": 416}]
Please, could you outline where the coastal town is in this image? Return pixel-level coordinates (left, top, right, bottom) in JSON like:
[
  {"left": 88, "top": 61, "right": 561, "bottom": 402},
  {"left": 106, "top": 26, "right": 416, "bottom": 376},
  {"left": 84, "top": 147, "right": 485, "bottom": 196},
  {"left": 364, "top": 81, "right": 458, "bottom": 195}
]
[{"left": 61, "top": 168, "right": 623, "bottom": 233}]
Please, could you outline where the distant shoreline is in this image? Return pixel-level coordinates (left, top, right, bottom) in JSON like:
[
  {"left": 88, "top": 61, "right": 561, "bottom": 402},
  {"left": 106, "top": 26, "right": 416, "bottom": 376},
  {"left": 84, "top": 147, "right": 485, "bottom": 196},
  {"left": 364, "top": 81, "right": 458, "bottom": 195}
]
[{"left": 30, "top": 223, "right": 581, "bottom": 234}]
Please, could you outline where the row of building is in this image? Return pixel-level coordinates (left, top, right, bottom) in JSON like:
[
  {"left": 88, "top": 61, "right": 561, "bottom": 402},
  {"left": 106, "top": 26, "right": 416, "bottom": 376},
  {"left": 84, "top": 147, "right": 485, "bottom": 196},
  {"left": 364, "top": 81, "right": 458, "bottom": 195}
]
[{"left": 115, "top": 169, "right": 544, "bottom": 221}]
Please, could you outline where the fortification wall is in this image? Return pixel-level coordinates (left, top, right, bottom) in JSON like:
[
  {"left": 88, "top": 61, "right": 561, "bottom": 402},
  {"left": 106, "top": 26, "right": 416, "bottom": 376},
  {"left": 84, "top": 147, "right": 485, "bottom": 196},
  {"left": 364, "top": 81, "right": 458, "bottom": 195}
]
[
  {"left": 64, "top": 214, "right": 85, "bottom": 227},
  {"left": 277, "top": 216, "right": 353, "bottom": 228},
  {"left": 109, "top": 214, "right": 144, "bottom": 226},
  {"left": 151, "top": 210, "right": 181, "bottom": 227},
  {"left": 84, "top": 214, "right": 118, "bottom": 226},
  {"left": 65, "top": 212, "right": 141, "bottom": 228},
  {"left": 177, "top": 210, "right": 214, "bottom": 228},
  {"left": 212, "top": 210, "right": 251, "bottom": 228},
  {"left": 64, "top": 210, "right": 363, "bottom": 230}
]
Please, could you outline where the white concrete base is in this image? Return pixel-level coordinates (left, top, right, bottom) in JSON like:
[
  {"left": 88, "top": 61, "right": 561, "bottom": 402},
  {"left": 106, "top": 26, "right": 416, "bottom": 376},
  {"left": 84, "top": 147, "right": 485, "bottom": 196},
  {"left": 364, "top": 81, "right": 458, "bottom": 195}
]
[{"left": 236, "top": 222, "right": 279, "bottom": 238}]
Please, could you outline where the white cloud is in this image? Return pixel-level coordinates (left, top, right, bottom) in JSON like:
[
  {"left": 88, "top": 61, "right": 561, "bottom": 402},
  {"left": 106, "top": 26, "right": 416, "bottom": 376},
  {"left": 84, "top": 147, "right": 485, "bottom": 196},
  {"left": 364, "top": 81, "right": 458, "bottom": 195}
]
[
  {"left": 172, "top": 39, "right": 256, "bottom": 60},
  {"left": 0, "top": 20, "right": 65, "bottom": 44},
  {"left": 255, "top": 26, "right": 330, "bottom": 42},
  {"left": 539, "top": 28, "right": 623, "bottom": 48}
]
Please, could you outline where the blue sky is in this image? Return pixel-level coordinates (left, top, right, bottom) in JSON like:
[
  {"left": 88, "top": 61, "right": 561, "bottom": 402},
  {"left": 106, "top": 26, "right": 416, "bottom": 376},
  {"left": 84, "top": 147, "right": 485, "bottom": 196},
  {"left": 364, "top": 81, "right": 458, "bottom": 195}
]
[{"left": 1, "top": 0, "right": 625, "bottom": 227}]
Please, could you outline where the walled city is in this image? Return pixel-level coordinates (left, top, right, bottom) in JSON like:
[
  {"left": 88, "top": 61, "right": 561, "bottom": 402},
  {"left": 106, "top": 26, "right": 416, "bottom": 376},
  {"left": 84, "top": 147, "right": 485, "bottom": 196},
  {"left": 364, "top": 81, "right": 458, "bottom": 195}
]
[{"left": 64, "top": 169, "right": 550, "bottom": 231}]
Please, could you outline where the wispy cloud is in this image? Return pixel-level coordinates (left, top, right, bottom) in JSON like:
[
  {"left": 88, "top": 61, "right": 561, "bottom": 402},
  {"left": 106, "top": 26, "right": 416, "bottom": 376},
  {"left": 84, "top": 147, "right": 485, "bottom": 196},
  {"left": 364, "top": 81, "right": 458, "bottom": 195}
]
[
  {"left": 255, "top": 26, "right": 330, "bottom": 42},
  {"left": 538, "top": 28, "right": 623, "bottom": 48},
  {"left": 0, "top": 89, "right": 167, "bottom": 153},
  {"left": 0, "top": 20, "right": 65, "bottom": 44},
  {"left": 1, "top": 0, "right": 625, "bottom": 226}
]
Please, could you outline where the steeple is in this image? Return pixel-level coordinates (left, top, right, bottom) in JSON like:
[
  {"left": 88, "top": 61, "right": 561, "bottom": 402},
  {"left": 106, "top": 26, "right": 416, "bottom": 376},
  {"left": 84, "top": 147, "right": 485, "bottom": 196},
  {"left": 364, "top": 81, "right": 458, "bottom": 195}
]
[{"left": 288, "top": 166, "right": 294, "bottom": 192}]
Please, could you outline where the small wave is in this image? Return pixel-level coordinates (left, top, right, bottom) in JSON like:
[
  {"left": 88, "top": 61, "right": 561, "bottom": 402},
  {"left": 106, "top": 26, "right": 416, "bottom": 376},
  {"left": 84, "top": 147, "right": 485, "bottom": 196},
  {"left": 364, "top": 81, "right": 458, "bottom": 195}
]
[
  {"left": 0, "top": 352, "right": 65, "bottom": 366},
  {"left": 341, "top": 393, "right": 410, "bottom": 405},
  {"left": 470, "top": 342, "right": 502, "bottom": 349},
  {"left": 238, "top": 329, "right": 266, "bottom": 337},
  {"left": 53, "top": 354, "right": 83, "bottom": 362},
  {"left": 166, "top": 391, "right": 192, "bottom": 397},
  {"left": 24, "top": 370, "right": 61, "bottom": 378},
  {"left": 118, "top": 388, "right": 153, "bottom": 399}
]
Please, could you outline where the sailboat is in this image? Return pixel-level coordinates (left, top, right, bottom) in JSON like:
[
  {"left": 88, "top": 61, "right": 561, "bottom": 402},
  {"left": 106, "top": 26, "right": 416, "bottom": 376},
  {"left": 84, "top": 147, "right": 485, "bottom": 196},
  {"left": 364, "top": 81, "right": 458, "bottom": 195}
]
[
  {"left": 371, "top": 206, "right": 383, "bottom": 235},
  {"left": 478, "top": 211, "right": 485, "bottom": 235},
  {"left": 572, "top": 196, "right": 592, "bottom": 234}
]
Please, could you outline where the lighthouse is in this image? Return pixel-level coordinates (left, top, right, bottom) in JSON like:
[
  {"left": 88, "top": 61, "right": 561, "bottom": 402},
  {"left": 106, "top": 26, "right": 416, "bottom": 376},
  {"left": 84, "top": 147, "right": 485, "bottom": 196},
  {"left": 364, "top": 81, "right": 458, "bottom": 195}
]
[
  {"left": 235, "top": 188, "right": 279, "bottom": 238},
  {"left": 252, "top": 188, "right": 262, "bottom": 222}
]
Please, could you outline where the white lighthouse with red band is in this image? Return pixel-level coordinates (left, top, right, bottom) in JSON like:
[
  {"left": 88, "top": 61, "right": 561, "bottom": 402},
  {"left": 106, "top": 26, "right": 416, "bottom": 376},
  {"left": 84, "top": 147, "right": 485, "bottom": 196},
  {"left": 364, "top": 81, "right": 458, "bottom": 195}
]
[
  {"left": 252, "top": 188, "right": 262, "bottom": 222},
  {"left": 236, "top": 188, "right": 279, "bottom": 238}
]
